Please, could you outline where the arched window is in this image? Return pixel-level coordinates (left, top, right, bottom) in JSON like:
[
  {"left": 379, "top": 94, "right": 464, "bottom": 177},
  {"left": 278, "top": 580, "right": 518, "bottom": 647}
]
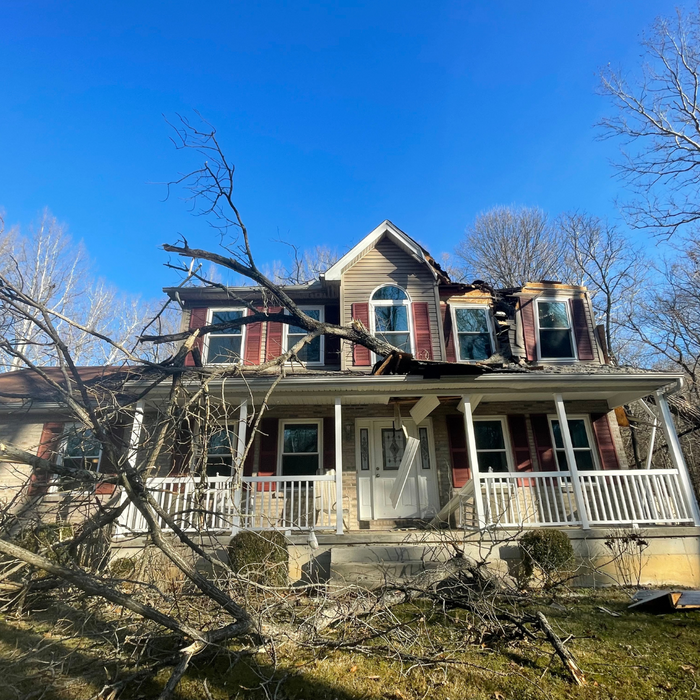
[{"left": 370, "top": 285, "right": 412, "bottom": 353}]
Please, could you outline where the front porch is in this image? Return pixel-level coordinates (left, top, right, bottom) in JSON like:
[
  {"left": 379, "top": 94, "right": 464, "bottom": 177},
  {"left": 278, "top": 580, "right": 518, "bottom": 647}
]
[{"left": 114, "top": 373, "right": 700, "bottom": 539}]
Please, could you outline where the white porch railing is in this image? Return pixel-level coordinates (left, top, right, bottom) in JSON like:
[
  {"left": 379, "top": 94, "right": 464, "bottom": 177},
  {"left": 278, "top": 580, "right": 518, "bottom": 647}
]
[
  {"left": 114, "top": 472, "right": 338, "bottom": 537},
  {"left": 462, "top": 468, "right": 694, "bottom": 529}
]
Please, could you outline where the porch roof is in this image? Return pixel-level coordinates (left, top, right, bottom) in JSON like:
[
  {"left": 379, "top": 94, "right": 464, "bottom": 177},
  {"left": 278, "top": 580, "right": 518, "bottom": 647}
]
[{"left": 156, "top": 370, "right": 683, "bottom": 409}]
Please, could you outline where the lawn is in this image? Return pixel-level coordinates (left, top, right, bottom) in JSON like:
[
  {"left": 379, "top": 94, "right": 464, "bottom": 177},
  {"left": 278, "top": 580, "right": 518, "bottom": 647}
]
[{"left": 0, "top": 590, "right": 698, "bottom": 700}]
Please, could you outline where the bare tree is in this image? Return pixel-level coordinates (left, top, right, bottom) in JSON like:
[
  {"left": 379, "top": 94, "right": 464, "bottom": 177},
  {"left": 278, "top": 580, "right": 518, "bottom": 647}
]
[
  {"left": 265, "top": 242, "right": 340, "bottom": 284},
  {"left": 558, "top": 212, "right": 649, "bottom": 365},
  {"left": 599, "top": 6, "right": 700, "bottom": 238},
  {"left": 0, "top": 209, "right": 178, "bottom": 370},
  {"left": 454, "top": 206, "right": 568, "bottom": 287}
]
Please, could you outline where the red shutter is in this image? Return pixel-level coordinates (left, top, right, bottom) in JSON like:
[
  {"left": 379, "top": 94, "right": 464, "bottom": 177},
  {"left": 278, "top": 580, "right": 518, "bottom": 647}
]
[
  {"left": 28, "top": 422, "right": 64, "bottom": 496},
  {"left": 446, "top": 414, "right": 470, "bottom": 487},
  {"left": 411, "top": 302, "right": 433, "bottom": 360},
  {"left": 244, "top": 307, "right": 263, "bottom": 365},
  {"left": 264, "top": 307, "right": 283, "bottom": 361},
  {"left": 591, "top": 413, "right": 620, "bottom": 470},
  {"left": 351, "top": 303, "right": 372, "bottom": 366},
  {"left": 570, "top": 298, "right": 595, "bottom": 361},
  {"left": 520, "top": 298, "right": 537, "bottom": 362},
  {"left": 508, "top": 415, "right": 533, "bottom": 472},
  {"left": 531, "top": 414, "right": 557, "bottom": 471},
  {"left": 324, "top": 304, "right": 341, "bottom": 365},
  {"left": 257, "top": 417, "right": 278, "bottom": 491},
  {"left": 441, "top": 302, "right": 457, "bottom": 362},
  {"left": 323, "top": 416, "right": 335, "bottom": 471},
  {"left": 185, "top": 307, "right": 208, "bottom": 367}
]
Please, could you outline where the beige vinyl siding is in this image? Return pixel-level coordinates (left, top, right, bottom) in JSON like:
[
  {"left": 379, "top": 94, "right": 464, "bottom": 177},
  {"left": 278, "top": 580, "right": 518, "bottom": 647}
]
[{"left": 340, "top": 236, "right": 442, "bottom": 369}]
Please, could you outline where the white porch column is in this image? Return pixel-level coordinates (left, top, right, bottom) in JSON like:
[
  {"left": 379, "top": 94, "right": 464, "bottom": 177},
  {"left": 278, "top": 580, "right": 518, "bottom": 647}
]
[
  {"left": 553, "top": 394, "right": 590, "bottom": 529},
  {"left": 335, "top": 397, "right": 344, "bottom": 535},
  {"left": 231, "top": 401, "right": 248, "bottom": 535},
  {"left": 126, "top": 400, "right": 145, "bottom": 468},
  {"left": 656, "top": 391, "right": 700, "bottom": 526},
  {"left": 460, "top": 395, "right": 486, "bottom": 529}
]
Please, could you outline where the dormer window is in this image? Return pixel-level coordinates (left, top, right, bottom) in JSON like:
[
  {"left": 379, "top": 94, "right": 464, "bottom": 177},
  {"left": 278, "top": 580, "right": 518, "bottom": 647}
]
[
  {"left": 452, "top": 306, "right": 494, "bottom": 361},
  {"left": 206, "top": 309, "right": 245, "bottom": 364},
  {"left": 370, "top": 285, "right": 412, "bottom": 354},
  {"left": 536, "top": 300, "right": 575, "bottom": 360}
]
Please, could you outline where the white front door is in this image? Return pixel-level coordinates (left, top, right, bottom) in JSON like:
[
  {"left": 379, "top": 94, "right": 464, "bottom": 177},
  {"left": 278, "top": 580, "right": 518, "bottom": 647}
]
[{"left": 356, "top": 418, "right": 440, "bottom": 520}]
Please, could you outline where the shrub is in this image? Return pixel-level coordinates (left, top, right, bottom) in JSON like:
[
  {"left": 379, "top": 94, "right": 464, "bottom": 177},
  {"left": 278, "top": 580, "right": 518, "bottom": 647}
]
[
  {"left": 109, "top": 556, "right": 137, "bottom": 579},
  {"left": 519, "top": 529, "right": 574, "bottom": 588},
  {"left": 228, "top": 531, "right": 289, "bottom": 587},
  {"left": 13, "top": 523, "right": 76, "bottom": 566}
]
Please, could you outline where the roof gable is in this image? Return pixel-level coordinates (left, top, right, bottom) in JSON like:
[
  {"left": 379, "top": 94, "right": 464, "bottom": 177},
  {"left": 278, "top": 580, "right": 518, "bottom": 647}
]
[{"left": 322, "top": 220, "right": 437, "bottom": 281}]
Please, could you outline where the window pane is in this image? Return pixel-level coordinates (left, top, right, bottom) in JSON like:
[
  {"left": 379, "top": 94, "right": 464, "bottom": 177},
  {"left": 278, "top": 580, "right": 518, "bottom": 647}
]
[
  {"left": 540, "top": 329, "right": 574, "bottom": 358},
  {"left": 458, "top": 333, "right": 492, "bottom": 360},
  {"left": 208, "top": 430, "right": 235, "bottom": 455},
  {"left": 360, "top": 428, "right": 370, "bottom": 471},
  {"left": 552, "top": 420, "right": 564, "bottom": 449},
  {"left": 282, "top": 454, "right": 319, "bottom": 476},
  {"left": 455, "top": 308, "right": 489, "bottom": 333},
  {"left": 476, "top": 452, "right": 508, "bottom": 472},
  {"left": 555, "top": 449, "right": 568, "bottom": 470},
  {"left": 208, "top": 336, "right": 243, "bottom": 363},
  {"left": 377, "top": 331, "right": 411, "bottom": 352},
  {"left": 288, "top": 333, "right": 321, "bottom": 362},
  {"left": 374, "top": 306, "right": 408, "bottom": 332},
  {"left": 381, "top": 428, "right": 406, "bottom": 470},
  {"left": 372, "top": 286, "right": 407, "bottom": 301},
  {"left": 419, "top": 427, "right": 431, "bottom": 469},
  {"left": 474, "top": 421, "right": 506, "bottom": 450},
  {"left": 288, "top": 309, "right": 320, "bottom": 335},
  {"left": 575, "top": 451, "right": 594, "bottom": 471},
  {"left": 211, "top": 310, "right": 243, "bottom": 334},
  {"left": 538, "top": 301, "right": 569, "bottom": 329},
  {"left": 552, "top": 420, "right": 589, "bottom": 449},
  {"left": 283, "top": 424, "right": 318, "bottom": 454},
  {"left": 65, "top": 431, "right": 101, "bottom": 458},
  {"left": 568, "top": 420, "right": 590, "bottom": 448}
]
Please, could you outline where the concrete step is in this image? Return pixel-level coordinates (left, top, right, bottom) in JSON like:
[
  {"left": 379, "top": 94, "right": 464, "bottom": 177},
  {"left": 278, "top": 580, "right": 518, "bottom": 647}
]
[{"left": 329, "top": 545, "right": 448, "bottom": 588}]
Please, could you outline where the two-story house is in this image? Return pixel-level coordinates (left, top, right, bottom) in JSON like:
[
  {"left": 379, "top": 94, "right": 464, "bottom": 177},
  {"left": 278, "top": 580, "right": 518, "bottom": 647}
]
[{"left": 2, "top": 221, "right": 699, "bottom": 585}]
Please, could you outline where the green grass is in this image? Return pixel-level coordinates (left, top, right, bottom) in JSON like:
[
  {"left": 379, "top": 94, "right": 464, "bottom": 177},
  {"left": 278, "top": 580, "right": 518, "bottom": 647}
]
[{"left": 1, "top": 590, "right": 699, "bottom": 699}]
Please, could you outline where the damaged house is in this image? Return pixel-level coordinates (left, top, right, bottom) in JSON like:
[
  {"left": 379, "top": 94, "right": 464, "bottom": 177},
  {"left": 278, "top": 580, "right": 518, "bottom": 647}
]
[{"left": 1, "top": 220, "right": 699, "bottom": 586}]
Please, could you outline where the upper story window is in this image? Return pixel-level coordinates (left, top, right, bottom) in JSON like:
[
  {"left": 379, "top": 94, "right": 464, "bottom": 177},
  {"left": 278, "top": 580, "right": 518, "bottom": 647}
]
[
  {"left": 370, "top": 285, "right": 412, "bottom": 354},
  {"left": 536, "top": 300, "right": 575, "bottom": 360},
  {"left": 206, "top": 309, "right": 246, "bottom": 364},
  {"left": 452, "top": 306, "right": 493, "bottom": 361},
  {"left": 284, "top": 307, "right": 324, "bottom": 365}
]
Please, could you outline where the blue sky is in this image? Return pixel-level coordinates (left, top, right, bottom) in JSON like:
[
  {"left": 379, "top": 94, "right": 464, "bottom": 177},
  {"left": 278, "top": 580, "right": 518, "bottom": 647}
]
[{"left": 0, "top": 1, "right": 680, "bottom": 296}]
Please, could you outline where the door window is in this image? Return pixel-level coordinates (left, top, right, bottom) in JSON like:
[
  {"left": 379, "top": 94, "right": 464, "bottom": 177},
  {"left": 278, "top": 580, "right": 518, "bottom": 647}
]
[{"left": 381, "top": 428, "right": 406, "bottom": 470}]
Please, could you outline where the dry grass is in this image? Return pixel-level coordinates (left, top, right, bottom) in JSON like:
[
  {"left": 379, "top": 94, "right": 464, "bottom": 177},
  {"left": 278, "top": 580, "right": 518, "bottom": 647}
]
[{"left": 0, "top": 589, "right": 698, "bottom": 700}]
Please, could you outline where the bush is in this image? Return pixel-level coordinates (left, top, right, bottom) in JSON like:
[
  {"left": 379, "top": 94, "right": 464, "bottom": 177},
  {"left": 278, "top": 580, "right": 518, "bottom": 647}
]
[
  {"left": 109, "top": 556, "right": 137, "bottom": 579},
  {"left": 519, "top": 529, "right": 574, "bottom": 588},
  {"left": 228, "top": 531, "right": 289, "bottom": 587},
  {"left": 12, "top": 524, "right": 76, "bottom": 566}
]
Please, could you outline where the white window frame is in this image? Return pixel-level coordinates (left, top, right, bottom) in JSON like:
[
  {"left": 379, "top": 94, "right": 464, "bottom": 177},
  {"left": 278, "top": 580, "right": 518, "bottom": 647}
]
[
  {"left": 277, "top": 419, "right": 323, "bottom": 477},
  {"left": 283, "top": 306, "right": 325, "bottom": 366},
  {"left": 369, "top": 284, "right": 414, "bottom": 362},
  {"left": 204, "top": 307, "right": 247, "bottom": 365},
  {"left": 547, "top": 414, "right": 600, "bottom": 471},
  {"left": 535, "top": 297, "right": 577, "bottom": 362},
  {"left": 450, "top": 304, "right": 496, "bottom": 363},
  {"left": 472, "top": 416, "right": 515, "bottom": 474}
]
